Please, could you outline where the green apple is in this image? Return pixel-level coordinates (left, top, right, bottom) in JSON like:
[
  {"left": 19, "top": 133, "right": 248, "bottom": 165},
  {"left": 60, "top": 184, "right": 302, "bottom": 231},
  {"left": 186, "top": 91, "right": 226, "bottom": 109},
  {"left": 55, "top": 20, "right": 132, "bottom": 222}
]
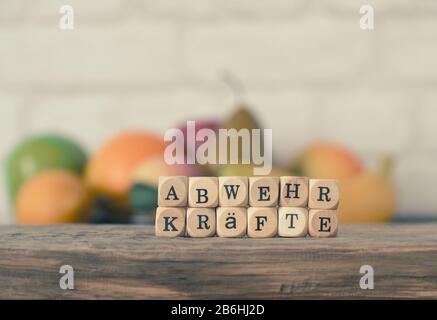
[{"left": 5, "top": 134, "right": 88, "bottom": 201}]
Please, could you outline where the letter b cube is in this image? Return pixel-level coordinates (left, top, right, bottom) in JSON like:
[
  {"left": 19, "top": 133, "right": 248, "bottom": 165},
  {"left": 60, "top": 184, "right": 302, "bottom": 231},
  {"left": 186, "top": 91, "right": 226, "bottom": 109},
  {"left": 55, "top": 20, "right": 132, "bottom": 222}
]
[{"left": 189, "top": 177, "right": 219, "bottom": 208}]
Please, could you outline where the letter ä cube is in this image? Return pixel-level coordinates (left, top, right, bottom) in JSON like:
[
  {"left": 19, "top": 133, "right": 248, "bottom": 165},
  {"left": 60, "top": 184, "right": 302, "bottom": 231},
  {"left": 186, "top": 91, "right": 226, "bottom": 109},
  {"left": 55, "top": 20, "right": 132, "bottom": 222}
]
[{"left": 216, "top": 207, "right": 247, "bottom": 238}]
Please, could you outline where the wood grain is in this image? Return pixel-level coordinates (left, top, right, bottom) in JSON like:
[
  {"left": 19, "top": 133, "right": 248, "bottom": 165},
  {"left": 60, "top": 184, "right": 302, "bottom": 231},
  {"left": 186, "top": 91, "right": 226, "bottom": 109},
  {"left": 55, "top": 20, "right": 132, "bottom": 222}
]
[{"left": 0, "top": 224, "right": 436, "bottom": 299}]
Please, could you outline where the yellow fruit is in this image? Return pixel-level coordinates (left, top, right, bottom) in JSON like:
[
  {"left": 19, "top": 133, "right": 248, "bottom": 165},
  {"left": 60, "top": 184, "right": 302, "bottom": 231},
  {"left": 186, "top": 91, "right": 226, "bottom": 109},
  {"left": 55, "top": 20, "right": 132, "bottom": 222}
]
[
  {"left": 86, "top": 131, "right": 165, "bottom": 203},
  {"left": 289, "top": 143, "right": 363, "bottom": 180},
  {"left": 218, "top": 164, "right": 255, "bottom": 177},
  {"left": 218, "top": 164, "right": 288, "bottom": 177},
  {"left": 16, "top": 170, "right": 92, "bottom": 224},
  {"left": 339, "top": 172, "right": 396, "bottom": 223},
  {"left": 133, "top": 156, "right": 201, "bottom": 187}
]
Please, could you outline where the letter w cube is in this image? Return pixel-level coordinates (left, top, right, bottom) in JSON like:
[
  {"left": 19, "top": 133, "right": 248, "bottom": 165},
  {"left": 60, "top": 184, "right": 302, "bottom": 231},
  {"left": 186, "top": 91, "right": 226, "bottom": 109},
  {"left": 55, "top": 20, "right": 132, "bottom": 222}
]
[{"left": 219, "top": 176, "right": 248, "bottom": 207}]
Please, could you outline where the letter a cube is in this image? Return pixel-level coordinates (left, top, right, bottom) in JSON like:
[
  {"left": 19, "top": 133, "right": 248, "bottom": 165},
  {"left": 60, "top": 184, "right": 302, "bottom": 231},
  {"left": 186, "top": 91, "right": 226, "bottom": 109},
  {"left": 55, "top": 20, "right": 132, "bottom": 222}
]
[{"left": 158, "top": 176, "right": 188, "bottom": 207}]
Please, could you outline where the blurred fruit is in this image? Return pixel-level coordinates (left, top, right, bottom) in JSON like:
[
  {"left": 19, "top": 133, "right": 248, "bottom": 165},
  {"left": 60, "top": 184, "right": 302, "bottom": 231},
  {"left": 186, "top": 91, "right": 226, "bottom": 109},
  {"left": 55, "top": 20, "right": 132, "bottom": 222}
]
[
  {"left": 219, "top": 164, "right": 288, "bottom": 177},
  {"left": 339, "top": 157, "right": 396, "bottom": 223},
  {"left": 16, "top": 170, "right": 92, "bottom": 224},
  {"left": 5, "top": 134, "right": 87, "bottom": 200},
  {"left": 179, "top": 120, "right": 221, "bottom": 174},
  {"left": 132, "top": 156, "right": 201, "bottom": 188},
  {"left": 289, "top": 143, "right": 364, "bottom": 180},
  {"left": 225, "top": 107, "right": 262, "bottom": 158},
  {"left": 219, "top": 164, "right": 255, "bottom": 177},
  {"left": 219, "top": 107, "right": 263, "bottom": 174},
  {"left": 89, "top": 197, "right": 131, "bottom": 224},
  {"left": 339, "top": 173, "right": 395, "bottom": 223},
  {"left": 129, "top": 156, "right": 200, "bottom": 221},
  {"left": 85, "top": 131, "right": 165, "bottom": 206},
  {"left": 268, "top": 167, "right": 290, "bottom": 177},
  {"left": 179, "top": 120, "right": 221, "bottom": 154},
  {"left": 225, "top": 107, "right": 261, "bottom": 134}
]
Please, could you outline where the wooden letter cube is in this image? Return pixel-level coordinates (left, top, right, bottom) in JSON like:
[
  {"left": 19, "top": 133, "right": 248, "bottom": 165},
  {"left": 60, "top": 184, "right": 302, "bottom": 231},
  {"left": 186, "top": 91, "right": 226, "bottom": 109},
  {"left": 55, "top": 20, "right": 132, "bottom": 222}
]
[
  {"left": 219, "top": 176, "right": 248, "bottom": 207},
  {"left": 186, "top": 208, "right": 216, "bottom": 238},
  {"left": 216, "top": 207, "right": 247, "bottom": 238},
  {"left": 278, "top": 207, "right": 308, "bottom": 238},
  {"left": 280, "top": 176, "right": 309, "bottom": 207},
  {"left": 249, "top": 177, "right": 279, "bottom": 207},
  {"left": 308, "top": 209, "right": 338, "bottom": 238},
  {"left": 309, "top": 179, "right": 340, "bottom": 210},
  {"left": 189, "top": 177, "right": 219, "bottom": 208},
  {"left": 247, "top": 207, "right": 278, "bottom": 238},
  {"left": 155, "top": 207, "right": 186, "bottom": 237},
  {"left": 158, "top": 176, "right": 187, "bottom": 207}
]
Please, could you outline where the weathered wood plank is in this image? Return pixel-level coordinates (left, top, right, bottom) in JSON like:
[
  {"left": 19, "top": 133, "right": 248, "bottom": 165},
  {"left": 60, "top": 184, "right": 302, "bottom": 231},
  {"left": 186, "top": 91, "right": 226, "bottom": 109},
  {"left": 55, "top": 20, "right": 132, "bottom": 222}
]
[{"left": 0, "top": 224, "right": 436, "bottom": 299}]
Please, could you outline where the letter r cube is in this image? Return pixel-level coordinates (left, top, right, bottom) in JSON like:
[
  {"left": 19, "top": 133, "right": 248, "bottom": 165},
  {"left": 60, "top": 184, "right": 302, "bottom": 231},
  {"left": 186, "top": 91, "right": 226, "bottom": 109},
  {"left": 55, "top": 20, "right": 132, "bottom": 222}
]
[
  {"left": 186, "top": 208, "right": 216, "bottom": 237},
  {"left": 309, "top": 179, "right": 340, "bottom": 210}
]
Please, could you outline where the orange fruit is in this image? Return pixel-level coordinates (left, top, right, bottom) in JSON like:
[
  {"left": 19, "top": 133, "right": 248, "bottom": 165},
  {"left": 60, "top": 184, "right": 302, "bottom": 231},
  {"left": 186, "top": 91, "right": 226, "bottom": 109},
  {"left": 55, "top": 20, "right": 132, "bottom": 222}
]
[
  {"left": 289, "top": 142, "right": 364, "bottom": 180},
  {"left": 16, "top": 170, "right": 91, "bottom": 224},
  {"left": 85, "top": 131, "right": 165, "bottom": 204},
  {"left": 339, "top": 172, "right": 396, "bottom": 223}
]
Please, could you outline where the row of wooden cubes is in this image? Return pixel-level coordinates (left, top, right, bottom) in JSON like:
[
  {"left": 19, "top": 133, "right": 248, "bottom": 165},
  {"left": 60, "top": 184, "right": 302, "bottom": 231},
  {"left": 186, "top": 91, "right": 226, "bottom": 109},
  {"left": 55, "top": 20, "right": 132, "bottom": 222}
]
[
  {"left": 159, "top": 176, "right": 340, "bottom": 209},
  {"left": 155, "top": 206, "right": 338, "bottom": 238}
]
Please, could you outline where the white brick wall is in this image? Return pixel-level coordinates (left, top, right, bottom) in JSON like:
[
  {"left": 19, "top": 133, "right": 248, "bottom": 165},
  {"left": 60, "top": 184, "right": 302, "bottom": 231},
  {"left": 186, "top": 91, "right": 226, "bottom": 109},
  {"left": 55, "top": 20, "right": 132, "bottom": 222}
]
[
  {"left": 0, "top": 95, "right": 24, "bottom": 223},
  {"left": 1, "top": 0, "right": 437, "bottom": 222},
  {"left": 183, "top": 17, "right": 372, "bottom": 85},
  {"left": 379, "top": 20, "right": 437, "bottom": 82},
  {"left": 0, "top": 22, "right": 180, "bottom": 88}
]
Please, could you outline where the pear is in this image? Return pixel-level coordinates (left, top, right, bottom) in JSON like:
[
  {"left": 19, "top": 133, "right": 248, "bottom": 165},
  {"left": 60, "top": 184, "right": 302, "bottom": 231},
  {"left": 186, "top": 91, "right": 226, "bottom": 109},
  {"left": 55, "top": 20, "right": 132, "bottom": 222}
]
[{"left": 219, "top": 107, "right": 264, "bottom": 176}]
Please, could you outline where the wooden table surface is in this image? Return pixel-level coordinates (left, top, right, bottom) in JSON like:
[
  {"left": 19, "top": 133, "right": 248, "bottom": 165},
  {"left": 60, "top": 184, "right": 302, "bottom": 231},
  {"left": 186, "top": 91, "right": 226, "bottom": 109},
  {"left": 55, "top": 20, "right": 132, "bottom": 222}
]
[{"left": 0, "top": 224, "right": 436, "bottom": 300}]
